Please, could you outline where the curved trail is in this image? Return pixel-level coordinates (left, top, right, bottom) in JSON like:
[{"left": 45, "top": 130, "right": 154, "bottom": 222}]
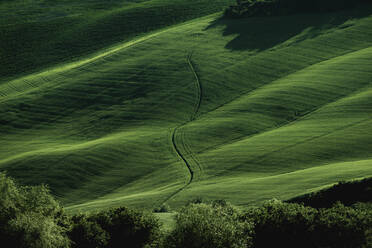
[
  {"left": 187, "top": 53, "right": 202, "bottom": 121},
  {"left": 180, "top": 129, "right": 203, "bottom": 175},
  {"left": 160, "top": 127, "right": 194, "bottom": 204},
  {"left": 161, "top": 54, "right": 203, "bottom": 204},
  {"left": 172, "top": 127, "right": 194, "bottom": 184}
]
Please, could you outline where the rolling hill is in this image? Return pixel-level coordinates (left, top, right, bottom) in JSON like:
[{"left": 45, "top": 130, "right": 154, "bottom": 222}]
[
  {"left": 0, "top": 0, "right": 372, "bottom": 212},
  {"left": 0, "top": 0, "right": 233, "bottom": 80}
]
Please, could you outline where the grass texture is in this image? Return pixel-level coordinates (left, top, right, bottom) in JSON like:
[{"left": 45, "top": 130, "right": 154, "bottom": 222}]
[{"left": 0, "top": 2, "right": 372, "bottom": 211}]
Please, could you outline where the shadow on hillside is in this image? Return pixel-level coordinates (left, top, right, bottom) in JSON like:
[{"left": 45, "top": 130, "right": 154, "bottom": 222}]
[{"left": 205, "top": 6, "right": 372, "bottom": 51}]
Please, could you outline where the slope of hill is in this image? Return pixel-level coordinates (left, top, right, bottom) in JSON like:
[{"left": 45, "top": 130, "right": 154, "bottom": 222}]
[
  {"left": 0, "top": 2, "right": 372, "bottom": 211},
  {"left": 0, "top": 0, "right": 233, "bottom": 81}
]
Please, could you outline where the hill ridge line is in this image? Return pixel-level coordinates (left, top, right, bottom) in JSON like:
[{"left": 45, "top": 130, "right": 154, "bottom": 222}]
[
  {"left": 197, "top": 78, "right": 372, "bottom": 156},
  {"left": 211, "top": 117, "right": 372, "bottom": 179},
  {"left": 216, "top": 158, "right": 372, "bottom": 186},
  {"left": 183, "top": 46, "right": 372, "bottom": 155},
  {"left": 194, "top": 46, "right": 372, "bottom": 122},
  {"left": 0, "top": 14, "right": 216, "bottom": 99}
]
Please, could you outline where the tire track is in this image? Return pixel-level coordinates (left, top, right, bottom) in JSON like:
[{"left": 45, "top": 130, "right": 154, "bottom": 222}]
[
  {"left": 187, "top": 53, "right": 202, "bottom": 121},
  {"left": 160, "top": 127, "right": 194, "bottom": 205},
  {"left": 185, "top": 53, "right": 203, "bottom": 176},
  {"left": 181, "top": 129, "right": 203, "bottom": 178},
  {"left": 172, "top": 126, "right": 194, "bottom": 185},
  {"left": 161, "top": 53, "right": 203, "bottom": 204}
]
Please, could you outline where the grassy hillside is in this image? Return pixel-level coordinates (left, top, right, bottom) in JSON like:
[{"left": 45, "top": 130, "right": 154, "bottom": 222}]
[
  {"left": 0, "top": 0, "right": 233, "bottom": 81},
  {"left": 0, "top": 2, "right": 372, "bottom": 212}
]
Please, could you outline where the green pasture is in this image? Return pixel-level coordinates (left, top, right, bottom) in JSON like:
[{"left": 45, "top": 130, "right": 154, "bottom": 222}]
[
  {"left": 0, "top": 0, "right": 233, "bottom": 80},
  {"left": 0, "top": 1, "right": 371, "bottom": 212}
]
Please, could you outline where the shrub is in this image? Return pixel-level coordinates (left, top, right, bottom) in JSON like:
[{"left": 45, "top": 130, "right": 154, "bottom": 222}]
[
  {"left": 153, "top": 204, "right": 171, "bottom": 213},
  {"left": 313, "top": 203, "right": 372, "bottom": 248},
  {"left": 0, "top": 172, "right": 70, "bottom": 248},
  {"left": 243, "top": 199, "right": 317, "bottom": 248},
  {"left": 163, "top": 202, "right": 254, "bottom": 248},
  {"left": 8, "top": 212, "right": 69, "bottom": 248},
  {"left": 0, "top": 173, "right": 161, "bottom": 248},
  {"left": 88, "top": 207, "right": 161, "bottom": 248},
  {"left": 2, "top": 172, "right": 370, "bottom": 248},
  {"left": 68, "top": 214, "right": 109, "bottom": 248},
  {"left": 242, "top": 200, "right": 372, "bottom": 248}
]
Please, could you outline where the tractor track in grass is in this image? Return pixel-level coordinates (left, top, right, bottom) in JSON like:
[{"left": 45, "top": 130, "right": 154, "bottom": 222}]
[
  {"left": 161, "top": 54, "right": 203, "bottom": 204},
  {"left": 180, "top": 129, "right": 203, "bottom": 176},
  {"left": 187, "top": 53, "right": 202, "bottom": 121},
  {"left": 173, "top": 126, "right": 194, "bottom": 185}
]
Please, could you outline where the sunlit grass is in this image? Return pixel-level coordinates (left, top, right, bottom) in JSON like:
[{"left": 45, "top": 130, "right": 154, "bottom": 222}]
[{"left": 0, "top": 4, "right": 372, "bottom": 212}]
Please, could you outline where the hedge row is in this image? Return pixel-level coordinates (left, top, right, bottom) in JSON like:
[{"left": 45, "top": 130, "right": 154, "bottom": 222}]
[
  {"left": 1, "top": 173, "right": 371, "bottom": 248},
  {"left": 225, "top": 0, "right": 372, "bottom": 18}
]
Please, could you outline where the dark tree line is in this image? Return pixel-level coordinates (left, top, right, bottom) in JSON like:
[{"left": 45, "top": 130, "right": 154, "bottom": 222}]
[
  {"left": 225, "top": 0, "right": 372, "bottom": 18},
  {"left": 288, "top": 177, "right": 372, "bottom": 208},
  {"left": 0, "top": 173, "right": 160, "bottom": 248},
  {"left": 1, "top": 173, "right": 371, "bottom": 248}
]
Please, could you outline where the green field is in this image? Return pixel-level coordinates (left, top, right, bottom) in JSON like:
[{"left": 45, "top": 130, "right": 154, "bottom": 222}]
[
  {"left": 0, "top": 0, "right": 233, "bottom": 80},
  {"left": 1, "top": 0, "right": 372, "bottom": 212}
]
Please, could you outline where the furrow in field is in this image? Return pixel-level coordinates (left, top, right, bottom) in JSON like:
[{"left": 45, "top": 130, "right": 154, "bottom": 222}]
[
  {"left": 187, "top": 53, "right": 202, "bottom": 121},
  {"left": 182, "top": 130, "right": 203, "bottom": 178},
  {"left": 163, "top": 54, "right": 203, "bottom": 203},
  {"left": 160, "top": 127, "right": 194, "bottom": 205},
  {"left": 172, "top": 126, "right": 194, "bottom": 185}
]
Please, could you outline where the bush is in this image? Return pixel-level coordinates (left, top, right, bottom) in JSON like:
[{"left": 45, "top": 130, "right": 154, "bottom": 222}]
[
  {"left": 242, "top": 200, "right": 372, "bottom": 248},
  {"left": 153, "top": 204, "right": 171, "bottom": 213},
  {"left": 0, "top": 172, "right": 70, "bottom": 248},
  {"left": 2, "top": 172, "right": 370, "bottom": 248},
  {"left": 314, "top": 203, "right": 372, "bottom": 248},
  {"left": 0, "top": 173, "right": 162, "bottom": 248},
  {"left": 243, "top": 199, "right": 317, "bottom": 248},
  {"left": 87, "top": 207, "right": 161, "bottom": 248},
  {"left": 68, "top": 214, "right": 109, "bottom": 248},
  {"left": 163, "top": 202, "right": 254, "bottom": 248}
]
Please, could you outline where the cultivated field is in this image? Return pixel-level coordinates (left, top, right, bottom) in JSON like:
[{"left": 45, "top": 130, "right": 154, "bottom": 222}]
[{"left": 1, "top": 0, "right": 372, "bottom": 212}]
